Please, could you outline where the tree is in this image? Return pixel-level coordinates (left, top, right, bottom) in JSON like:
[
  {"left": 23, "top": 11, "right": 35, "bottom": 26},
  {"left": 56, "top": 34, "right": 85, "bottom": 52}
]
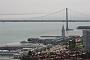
[{"left": 69, "top": 39, "right": 76, "bottom": 50}]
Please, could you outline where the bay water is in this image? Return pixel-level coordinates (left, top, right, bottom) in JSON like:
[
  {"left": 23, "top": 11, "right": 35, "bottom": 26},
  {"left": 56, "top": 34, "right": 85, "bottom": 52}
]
[{"left": 0, "top": 22, "right": 89, "bottom": 44}]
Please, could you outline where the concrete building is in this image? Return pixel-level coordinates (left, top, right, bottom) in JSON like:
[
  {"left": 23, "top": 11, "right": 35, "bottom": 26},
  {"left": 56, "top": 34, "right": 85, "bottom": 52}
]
[
  {"left": 77, "top": 26, "right": 90, "bottom": 52},
  {"left": 83, "top": 29, "right": 90, "bottom": 52}
]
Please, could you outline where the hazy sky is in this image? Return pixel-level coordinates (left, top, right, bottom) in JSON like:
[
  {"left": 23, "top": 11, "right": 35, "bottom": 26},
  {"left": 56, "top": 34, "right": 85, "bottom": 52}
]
[{"left": 0, "top": 0, "right": 89, "bottom": 14}]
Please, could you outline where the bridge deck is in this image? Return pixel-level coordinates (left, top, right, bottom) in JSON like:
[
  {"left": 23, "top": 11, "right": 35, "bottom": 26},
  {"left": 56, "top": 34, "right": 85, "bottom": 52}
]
[{"left": 0, "top": 20, "right": 90, "bottom": 22}]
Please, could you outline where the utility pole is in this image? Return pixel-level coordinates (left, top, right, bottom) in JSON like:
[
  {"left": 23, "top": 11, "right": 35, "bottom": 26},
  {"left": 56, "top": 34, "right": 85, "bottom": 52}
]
[{"left": 66, "top": 8, "right": 69, "bottom": 31}]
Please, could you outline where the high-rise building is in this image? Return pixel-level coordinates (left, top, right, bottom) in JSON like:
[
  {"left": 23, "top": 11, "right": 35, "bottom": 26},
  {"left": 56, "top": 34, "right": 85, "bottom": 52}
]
[
  {"left": 83, "top": 29, "right": 90, "bottom": 52},
  {"left": 62, "top": 25, "right": 65, "bottom": 38}
]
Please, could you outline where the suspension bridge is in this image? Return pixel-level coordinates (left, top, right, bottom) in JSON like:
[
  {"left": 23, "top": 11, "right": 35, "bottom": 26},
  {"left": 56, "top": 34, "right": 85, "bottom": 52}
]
[{"left": 0, "top": 8, "right": 90, "bottom": 30}]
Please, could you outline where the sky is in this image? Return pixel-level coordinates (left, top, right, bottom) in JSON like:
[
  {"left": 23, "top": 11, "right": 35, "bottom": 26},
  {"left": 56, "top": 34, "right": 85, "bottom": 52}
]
[{"left": 0, "top": 0, "right": 89, "bottom": 14}]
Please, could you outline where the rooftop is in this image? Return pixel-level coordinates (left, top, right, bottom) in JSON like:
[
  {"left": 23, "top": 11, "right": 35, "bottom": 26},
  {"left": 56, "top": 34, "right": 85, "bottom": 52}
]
[{"left": 77, "top": 26, "right": 90, "bottom": 29}]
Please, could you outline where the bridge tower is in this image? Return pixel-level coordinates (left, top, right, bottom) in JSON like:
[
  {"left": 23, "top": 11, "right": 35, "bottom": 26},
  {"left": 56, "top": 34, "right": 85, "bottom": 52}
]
[{"left": 66, "top": 8, "right": 69, "bottom": 31}]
